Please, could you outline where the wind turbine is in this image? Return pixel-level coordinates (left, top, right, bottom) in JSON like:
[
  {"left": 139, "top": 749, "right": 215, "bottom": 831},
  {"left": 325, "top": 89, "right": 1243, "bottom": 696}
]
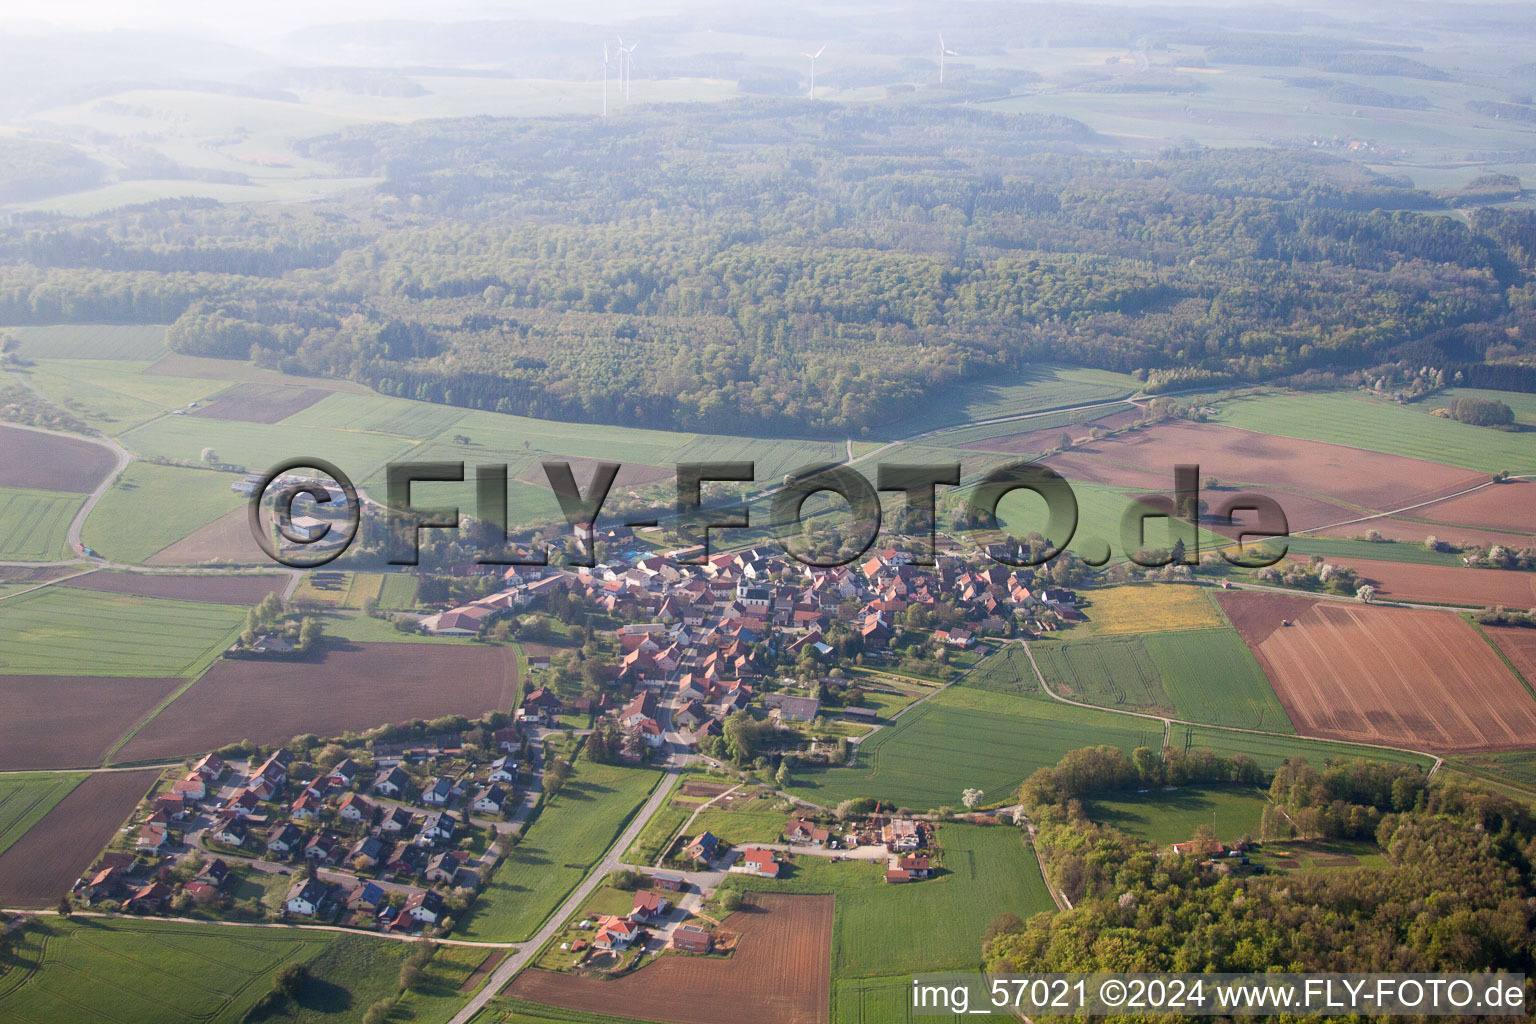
[
  {"left": 802, "top": 44, "right": 826, "bottom": 99},
  {"left": 939, "top": 33, "right": 958, "bottom": 84},
  {"left": 602, "top": 42, "right": 611, "bottom": 116},
  {"left": 617, "top": 36, "right": 638, "bottom": 101}
]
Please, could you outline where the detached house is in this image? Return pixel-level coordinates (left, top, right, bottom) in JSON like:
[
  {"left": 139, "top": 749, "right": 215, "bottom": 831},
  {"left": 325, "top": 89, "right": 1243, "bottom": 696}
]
[
  {"left": 373, "top": 765, "right": 410, "bottom": 798},
  {"left": 593, "top": 915, "right": 640, "bottom": 950},
  {"left": 286, "top": 877, "right": 329, "bottom": 917},
  {"left": 471, "top": 785, "right": 507, "bottom": 815},
  {"left": 629, "top": 890, "right": 670, "bottom": 923}
]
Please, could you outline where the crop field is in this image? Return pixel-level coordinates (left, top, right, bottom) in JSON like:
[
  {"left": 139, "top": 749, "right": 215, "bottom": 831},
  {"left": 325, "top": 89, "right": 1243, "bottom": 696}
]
[
  {"left": 1030, "top": 635, "right": 1172, "bottom": 713},
  {"left": 143, "top": 505, "right": 265, "bottom": 566},
  {"left": 624, "top": 779, "right": 694, "bottom": 864},
  {"left": 0, "top": 674, "right": 185, "bottom": 769},
  {"left": 58, "top": 570, "right": 286, "bottom": 604},
  {"left": 937, "top": 402, "right": 1139, "bottom": 451},
  {"left": 0, "top": 488, "right": 79, "bottom": 561},
  {"left": 835, "top": 976, "right": 967, "bottom": 1024},
  {"left": 454, "top": 761, "right": 660, "bottom": 942},
  {"left": 789, "top": 686, "right": 1161, "bottom": 810},
  {"left": 0, "top": 769, "right": 160, "bottom": 908},
  {"left": 83, "top": 462, "right": 248, "bottom": 564},
  {"left": 1143, "top": 628, "right": 1294, "bottom": 732},
  {"left": 727, "top": 825, "right": 1054, "bottom": 978},
  {"left": 1449, "top": 750, "right": 1536, "bottom": 795},
  {"left": 1173, "top": 725, "right": 1436, "bottom": 774},
  {"left": 0, "top": 917, "right": 334, "bottom": 1023},
  {"left": 1077, "top": 584, "right": 1224, "bottom": 636},
  {"left": 0, "top": 773, "right": 84, "bottom": 856},
  {"left": 1304, "top": 556, "right": 1536, "bottom": 607},
  {"left": 0, "top": 587, "right": 244, "bottom": 676},
  {"left": 1214, "top": 391, "right": 1536, "bottom": 475},
  {"left": 1086, "top": 786, "right": 1271, "bottom": 846},
  {"left": 118, "top": 414, "right": 417, "bottom": 483},
  {"left": 378, "top": 572, "right": 419, "bottom": 608},
  {"left": 675, "top": 434, "right": 849, "bottom": 485},
  {"left": 1219, "top": 592, "right": 1536, "bottom": 752},
  {"left": 961, "top": 642, "right": 1043, "bottom": 696},
  {"left": 21, "top": 360, "right": 222, "bottom": 435},
  {"left": 896, "top": 364, "right": 1139, "bottom": 436},
  {"left": 1285, "top": 536, "right": 1468, "bottom": 566},
  {"left": 0, "top": 424, "right": 117, "bottom": 493},
  {"left": 5, "top": 324, "right": 169, "bottom": 360},
  {"left": 1404, "top": 478, "right": 1536, "bottom": 536},
  {"left": 686, "top": 805, "right": 791, "bottom": 846},
  {"left": 282, "top": 390, "right": 471, "bottom": 437},
  {"left": 189, "top": 381, "right": 329, "bottom": 424},
  {"left": 114, "top": 640, "right": 520, "bottom": 760},
  {"left": 506, "top": 893, "right": 831, "bottom": 1024},
  {"left": 1486, "top": 626, "right": 1536, "bottom": 692}
]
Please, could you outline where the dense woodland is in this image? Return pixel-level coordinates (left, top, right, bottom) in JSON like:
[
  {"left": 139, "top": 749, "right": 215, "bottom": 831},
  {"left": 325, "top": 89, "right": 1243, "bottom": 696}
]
[
  {"left": 993, "top": 745, "right": 1535, "bottom": 988},
  {"left": 1, "top": 102, "right": 1534, "bottom": 435}
]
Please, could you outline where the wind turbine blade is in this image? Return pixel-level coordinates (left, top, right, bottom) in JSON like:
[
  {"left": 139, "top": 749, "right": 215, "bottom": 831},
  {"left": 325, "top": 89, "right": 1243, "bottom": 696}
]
[{"left": 815, "top": 45, "right": 827, "bottom": 58}]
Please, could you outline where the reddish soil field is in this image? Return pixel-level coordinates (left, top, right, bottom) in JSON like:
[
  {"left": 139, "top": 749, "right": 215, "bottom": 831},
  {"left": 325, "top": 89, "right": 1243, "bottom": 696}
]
[
  {"left": 114, "top": 641, "right": 520, "bottom": 761},
  {"left": 1316, "top": 479, "right": 1536, "bottom": 549},
  {"left": 191, "top": 382, "right": 328, "bottom": 424},
  {"left": 145, "top": 506, "right": 266, "bottom": 566},
  {"left": 1215, "top": 590, "right": 1322, "bottom": 645},
  {"left": 681, "top": 781, "right": 735, "bottom": 798},
  {"left": 0, "top": 566, "right": 77, "bottom": 583},
  {"left": 505, "top": 894, "right": 831, "bottom": 1024},
  {"left": 0, "top": 769, "right": 160, "bottom": 908},
  {"left": 1315, "top": 517, "right": 1536, "bottom": 551},
  {"left": 0, "top": 424, "right": 117, "bottom": 493},
  {"left": 58, "top": 570, "right": 287, "bottom": 604},
  {"left": 1223, "top": 594, "right": 1536, "bottom": 752},
  {"left": 459, "top": 951, "right": 508, "bottom": 993},
  {"left": 1486, "top": 627, "right": 1536, "bottom": 687},
  {"left": 516, "top": 456, "right": 674, "bottom": 493},
  {"left": 0, "top": 675, "right": 185, "bottom": 770},
  {"left": 1298, "top": 557, "right": 1536, "bottom": 608},
  {"left": 1042, "top": 420, "right": 1484, "bottom": 521}
]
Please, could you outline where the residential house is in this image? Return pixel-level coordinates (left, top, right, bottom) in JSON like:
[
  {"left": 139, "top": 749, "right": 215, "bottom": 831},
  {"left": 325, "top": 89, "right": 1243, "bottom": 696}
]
[
  {"left": 348, "top": 835, "right": 389, "bottom": 870},
  {"left": 373, "top": 765, "right": 410, "bottom": 797},
  {"left": 783, "top": 819, "right": 830, "bottom": 846},
  {"left": 629, "top": 890, "right": 670, "bottom": 923},
  {"left": 266, "top": 823, "right": 304, "bottom": 857},
  {"left": 211, "top": 814, "right": 249, "bottom": 847},
  {"left": 735, "top": 847, "right": 779, "bottom": 878},
  {"left": 684, "top": 831, "right": 719, "bottom": 863},
  {"left": 471, "top": 785, "right": 507, "bottom": 815},
  {"left": 380, "top": 806, "right": 415, "bottom": 834},
  {"left": 304, "top": 831, "right": 344, "bottom": 865},
  {"left": 124, "top": 882, "right": 172, "bottom": 914},
  {"left": 593, "top": 915, "right": 640, "bottom": 950},
  {"left": 651, "top": 874, "right": 685, "bottom": 893},
  {"left": 521, "top": 687, "right": 564, "bottom": 722},
  {"left": 336, "top": 792, "right": 376, "bottom": 824},
  {"left": 764, "top": 694, "right": 820, "bottom": 723},
  {"left": 403, "top": 889, "right": 445, "bottom": 925},
  {"left": 421, "top": 777, "right": 454, "bottom": 807},
  {"left": 895, "top": 854, "right": 932, "bottom": 878},
  {"left": 136, "top": 824, "right": 168, "bottom": 853},
  {"left": 286, "top": 877, "right": 329, "bottom": 917},
  {"left": 420, "top": 811, "right": 458, "bottom": 844},
  {"left": 671, "top": 924, "right": 713, "bottom": 954},
  {"left": 487, "top": 756, "right": 519, "bottom": 783}
]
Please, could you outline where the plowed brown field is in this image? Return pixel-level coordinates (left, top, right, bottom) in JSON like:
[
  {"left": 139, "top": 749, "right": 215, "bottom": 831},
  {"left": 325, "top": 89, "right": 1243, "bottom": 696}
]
[
  {"left": 0, "top": 769, "right": 159, "bottom": 907},
  {"left": 1301, "top": 557, "right": 1536, "bottom": 608},
  {"left": 0, "top": 674, "right": 185, "bottom": 769},
  {"left": 191, "top": 382, "right": 328, "bottom": 423},
  {"left": 58, "top": 571, "right": 287, "bottom": 604},
  {"left": 1217, "top": 591, "right": 1536, "bottom": 752},
  {"left": 504, "top": 893, "right": 832, "bottom": 1024},
  {"left": 0, "top": 425, "right": 117, "bottom": 493}
]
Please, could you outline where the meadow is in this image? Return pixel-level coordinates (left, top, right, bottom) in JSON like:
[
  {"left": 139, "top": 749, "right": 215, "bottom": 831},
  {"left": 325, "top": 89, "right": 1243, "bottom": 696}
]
[
  {"left": 1284, "top": 536, "right": 1467, "bottom": 566},
  {"left": 685, "top": 805, "right": 790, "bottom": 846},
  {"left": 1029, "top": 635, "right": 1172, "bottom": 714},
  {"left": 725, "top": 824, "right": 1055, "bottom": 977},
  {"left": 0, "top": 773, "right": 84, "bottom": 856},
  {"left": 1143, "top": 628, "right": 1295, "bottom": 733},
  {"left": 7, "top": 325, "right": 169, "bottom": 360},
  {"left": 789, "top": 686, "right": 1161, "bottom": 810},
  {"left": 21, "top": 359, "right": 221, "bottom": 434},
  {"left": 1085, "top": 786, "right": 1271, "bottom": 846},
  {"left": 0, "top": 488, "right": 80, "bottom": 561},
  {"left": 453, "top": 760, "right": 661, "bottom": 942},
  {"left": 119, "top": 414, "right": 418, "bottom": 483},
  {"left": 894, "top": 364, "right": 1140, "bottom": 437},
  {"left": 83, "top": 462, "right": 246, "bottom": 563},
  {"left": 960, "top": 642, "right": 1043, "bottom": 696},
  {"left": 834, "top": 976, "right": 968, "bottom": 1024},
  {"left": 0, "top": 917, "right": 334, "bottom": 1023},
  {"left": 919, "top": 400, "right": 1134, "bottom": 450},
  {"left": 0, "top": 587, "right": 245, "bottom": 676},
  {"left": 1075, "top": 584, "right": 1225, "bottom": 636},
  {"left": 1173, "top": 725, "right": 1436, "bottom": 773},
  {"left": 378, "top": 573, "right": 419, "bottom": 609},
  {"left": 1214, "top": 391, "right": 1536, "bottom": 475}
]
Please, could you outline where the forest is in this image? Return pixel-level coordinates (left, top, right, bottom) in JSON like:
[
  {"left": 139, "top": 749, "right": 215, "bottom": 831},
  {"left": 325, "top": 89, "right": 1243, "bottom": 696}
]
[
  {"left": 1, "top": 102, "right": 1534, "bottom": 435},
  {"left": 992, "top": 746, "right": 1534, "bottom": 985}
]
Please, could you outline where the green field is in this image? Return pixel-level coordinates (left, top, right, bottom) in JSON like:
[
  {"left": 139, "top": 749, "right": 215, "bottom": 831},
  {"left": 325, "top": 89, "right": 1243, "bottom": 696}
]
[
  {"left": 0, "top": 587, "right": 245, "bottom": 676},
  {"left": 834, "top": 976, "right": 968, "bottom": 1024},
  {"left": 313, "top": 610, "right": 467, "bottom": 645},
  {"left": 0, "top": 917, "right": 335, "bottom": 1023},
  {"left": 788, "top": 686, "right": 1162, "bottom": 811},
  {"left": 0, "top": 488, "right": 81, "bottom": 561},
  {"left": 1173, "top": 725, "right": 1436, "bottom": 773},
  {"left": 1285, "top": 535, "right": 1468, "bottom": 566},
  {"left": 1414, "top": 388, "right": 1536, "bottom": 428},
  {"left": 454, "top": 761, "right": 661, "bottom": 942},
  {"left": 1215, "top": 391, "right": 1536, "bottom": 474},
  {"left": 1144, "top": 628, "right": 1295, "bottom": 733},
  {"left": 7, "top": 325, "right": 169, "bottom": 360},
  {"left": 82, "top": 462, "right": 246, "bottom": 564},
  {"left": 726, "top": 824, "right": 1055, "bottom": 978},
  {"left": 281, "top": 390, "right": 471, "bottom": 437},
  {"left": 920, "top": 401, "right": 1135, "bottom": 450},
  {"left": 895, "top": 364, "right": 1140, "bottom": 437},
  {"left": 960, "top": 643, "right": 1043, "bottom": 696},
  {"left": 119, "top": 414, "right": 417, "bottom": 482},
  {"left": 21, "top": 360, "right": 222, "bottom": 434},
  {"left": 1030, "top": 635, "right": 1172, "bottom": 714},
  {"left": 0, "top": 773, "right": 85, "bottom": 856},
  {"left": 1449, "top": 750, "right": 1536, "bottom": 795},
  {"left": 686, "top": 805, "right": 790, "bottom": 846},
  {"left": 1085, "top": 786, "right": 1271, "bottom": 846},
  {"left": 378, "top": 573, "right": 419, "bottom": 609}
]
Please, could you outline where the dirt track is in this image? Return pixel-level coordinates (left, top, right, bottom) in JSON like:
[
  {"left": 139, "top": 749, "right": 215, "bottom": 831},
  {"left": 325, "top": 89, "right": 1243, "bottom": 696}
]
[
  {"left": 0, "top": 769, "right": 160, "bottom": 908},
  {"left": 505, "top": 893, "right": 832, "bottom": 1024},
  {"left": 1222, "top": 593, "right": 1536, "bottom": 752},
  {"left": 114, "top": 641, "right": 520, "bottom": 760}
]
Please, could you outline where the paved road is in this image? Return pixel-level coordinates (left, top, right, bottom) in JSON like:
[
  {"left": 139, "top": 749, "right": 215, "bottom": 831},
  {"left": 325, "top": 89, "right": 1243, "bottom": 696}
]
[{"left": 448, "top": 762, "right": 688, "bottom": 1024}]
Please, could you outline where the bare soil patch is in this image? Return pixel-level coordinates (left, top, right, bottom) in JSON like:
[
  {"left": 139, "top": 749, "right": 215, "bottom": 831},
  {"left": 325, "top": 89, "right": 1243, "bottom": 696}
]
[
  {"left": 504, "top": 893, "right": 832, "bottom": 1024},
  {"left": 58, "top": 571, "right": 286, "bottom": 604},
  {"left": 0, "top": 566, "right": 78, "bottom": 583},
  {"left": 1486, "top": 627, "right": 1536, "bottom": 687},
  {"left": 0, "top": 674, "right": 185, "bottom": 770},
  {"left": 145, "top": 505, "right": 266, "bottom": 566},
  {"left": 1230, "top": 597, "right": 1536, "bottom": 752},
  {"left": 0, "top": 769, "right": 160, "bottom": 908},
  {"left": 1409, "top": 479, "right": 1536, "bottom": 536},
  {"left": 114, "top": 641, "right": 520, "bottom": 761},
  {"left": 1043, "top": 420, "right": 1483, "bottom": 521},
  {"left": 1299, "top": 557, "right": 1536, "bottom": 608},
  {"left": 1215, "top": 590, "right": 1322, "bottom": 645},
  {"left": 190, "top": 382, "right": 328, "bottom": 424},
  {"left": 459, "top": 950, "right": 508, "bottom": 993},
  {"left": 0, "top": 424, "right": 116, "bottom": 493},
  {"left": 681, "top": 782, "right": 735, "bottom": 799}
]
